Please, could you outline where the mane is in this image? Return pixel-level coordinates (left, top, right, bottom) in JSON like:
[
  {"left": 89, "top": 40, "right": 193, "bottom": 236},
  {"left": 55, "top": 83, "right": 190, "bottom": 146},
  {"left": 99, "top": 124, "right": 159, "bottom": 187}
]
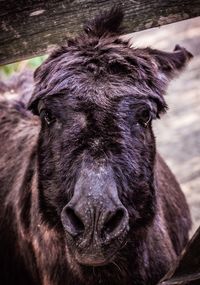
[{"left": 83, "top": 6, "right": 124, "bottom": 37}]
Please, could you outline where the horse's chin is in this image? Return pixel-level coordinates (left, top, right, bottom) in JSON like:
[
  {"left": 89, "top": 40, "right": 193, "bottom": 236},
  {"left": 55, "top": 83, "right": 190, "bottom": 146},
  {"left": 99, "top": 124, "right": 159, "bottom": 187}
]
[{"left": 75, "top": 251, "right": 117, "bottom": 267}]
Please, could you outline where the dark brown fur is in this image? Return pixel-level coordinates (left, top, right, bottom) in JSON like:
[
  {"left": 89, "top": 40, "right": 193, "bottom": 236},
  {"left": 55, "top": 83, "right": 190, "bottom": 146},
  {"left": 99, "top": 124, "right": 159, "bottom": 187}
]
[{"left": 0, "top": 8, "right": 192, "bottom": 285}]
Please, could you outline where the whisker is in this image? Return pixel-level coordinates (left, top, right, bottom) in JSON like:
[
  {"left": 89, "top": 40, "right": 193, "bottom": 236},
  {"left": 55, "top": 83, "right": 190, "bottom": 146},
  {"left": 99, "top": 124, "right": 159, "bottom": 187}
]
[{"left": 112, "top": 260, "right": 123, "bottom": 277}]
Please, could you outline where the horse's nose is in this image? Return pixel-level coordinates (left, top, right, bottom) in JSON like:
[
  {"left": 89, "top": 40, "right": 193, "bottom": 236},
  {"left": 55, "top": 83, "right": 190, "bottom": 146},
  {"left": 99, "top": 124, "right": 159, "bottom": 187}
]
[
  {"left": 61, "top": 201, "right": 129, "bottom": 242},
  {"left": 61, "top": 205, "right": 85, "bottom": 237}
]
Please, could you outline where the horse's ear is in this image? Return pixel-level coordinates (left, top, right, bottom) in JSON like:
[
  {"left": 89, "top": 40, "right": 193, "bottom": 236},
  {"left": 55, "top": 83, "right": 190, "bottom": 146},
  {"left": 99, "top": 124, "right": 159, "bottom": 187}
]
[{"left": 147, "top": 45, "right": 193, "bottom": 81}]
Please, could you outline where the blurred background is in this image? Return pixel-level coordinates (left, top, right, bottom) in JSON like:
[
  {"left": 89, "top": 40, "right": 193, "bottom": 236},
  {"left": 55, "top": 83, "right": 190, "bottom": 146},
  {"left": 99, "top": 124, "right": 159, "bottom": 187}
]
[{"left": 0, "top": 17, "right": 199, "bottom": 234}]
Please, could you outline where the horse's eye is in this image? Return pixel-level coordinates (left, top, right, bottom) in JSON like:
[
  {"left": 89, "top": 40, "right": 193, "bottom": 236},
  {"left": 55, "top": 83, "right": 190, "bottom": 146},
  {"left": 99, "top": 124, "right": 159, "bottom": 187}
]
[
  {"left": 139, "top": 109, "right": 152, "bottom": 127},
  {"left": 39, "top": 109, "right": 56, "bottom": 125}
]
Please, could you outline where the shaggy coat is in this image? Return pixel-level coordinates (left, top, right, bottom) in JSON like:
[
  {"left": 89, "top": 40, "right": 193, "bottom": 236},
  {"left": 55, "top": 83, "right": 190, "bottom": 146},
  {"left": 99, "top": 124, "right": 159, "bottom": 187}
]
[{"left": 0, "top": 8, "right": 192, "bottom": 285}]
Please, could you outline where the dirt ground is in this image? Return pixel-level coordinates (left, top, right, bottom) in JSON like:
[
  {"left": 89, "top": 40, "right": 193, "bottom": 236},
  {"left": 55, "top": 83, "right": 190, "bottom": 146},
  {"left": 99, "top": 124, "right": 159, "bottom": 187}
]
[{"left": 128, "top": 17, "right": 200, "bottom": 235}]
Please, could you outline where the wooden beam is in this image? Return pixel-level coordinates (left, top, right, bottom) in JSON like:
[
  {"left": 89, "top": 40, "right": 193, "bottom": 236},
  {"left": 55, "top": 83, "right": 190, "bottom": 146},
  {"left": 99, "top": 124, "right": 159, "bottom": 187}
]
[
  {"left": 0, "top": 0, "right": 200, "bottom": 65},
  {"left": 159, "top": 226, "right": 200, "bottom": 284}
]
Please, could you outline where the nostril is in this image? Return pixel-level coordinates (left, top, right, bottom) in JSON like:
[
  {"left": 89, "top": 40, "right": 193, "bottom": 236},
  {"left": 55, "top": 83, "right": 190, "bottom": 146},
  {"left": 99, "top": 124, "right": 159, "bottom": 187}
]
[
  {"left": 62, "top": 207, "right": 84, "bottom": 236},
  {"left": 103, "top": 208, "right": 126, "bottom": 236}
]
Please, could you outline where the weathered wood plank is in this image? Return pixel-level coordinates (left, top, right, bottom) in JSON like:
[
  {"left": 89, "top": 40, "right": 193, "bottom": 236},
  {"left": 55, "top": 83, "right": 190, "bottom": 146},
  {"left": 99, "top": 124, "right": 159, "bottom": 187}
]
[
  {"left": 0, "top": 0, "right": 200, "bottom": 65},
  {"left": 158, "top": 226, "right": 200, "bottom": 284}
]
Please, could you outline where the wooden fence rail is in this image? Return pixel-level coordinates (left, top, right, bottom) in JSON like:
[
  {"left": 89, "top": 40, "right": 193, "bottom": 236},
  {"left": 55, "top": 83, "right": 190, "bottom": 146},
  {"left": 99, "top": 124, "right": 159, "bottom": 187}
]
[{"left": 0, "top": 0, "right": 200, "bottom": 65}]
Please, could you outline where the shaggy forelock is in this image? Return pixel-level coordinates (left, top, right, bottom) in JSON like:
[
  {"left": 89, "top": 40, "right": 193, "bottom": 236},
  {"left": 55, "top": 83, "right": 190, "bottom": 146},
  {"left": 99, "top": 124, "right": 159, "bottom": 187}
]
[{"left": 29, "top": 32, "right": 167, "bottom": 117}]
